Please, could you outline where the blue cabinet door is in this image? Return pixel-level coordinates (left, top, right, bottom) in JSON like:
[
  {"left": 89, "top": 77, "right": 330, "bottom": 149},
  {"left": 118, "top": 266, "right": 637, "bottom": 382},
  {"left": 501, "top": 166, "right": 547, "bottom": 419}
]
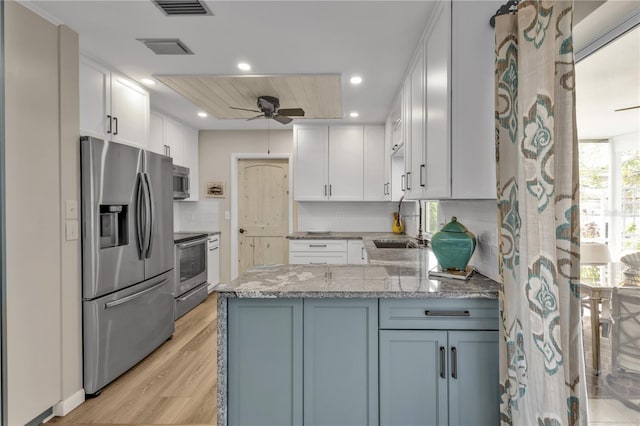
[
  {"left": 228, "top": 299, "right": 303, "bottom": 426},
  {"left": 380, "top": 330, "right": 449, "bottom": 426},
  {"left": 448, "top": 330, "right": 500, "bottom": 426},
  {"left": 303, "top": 298, "right": 379, "bottom": 426}
]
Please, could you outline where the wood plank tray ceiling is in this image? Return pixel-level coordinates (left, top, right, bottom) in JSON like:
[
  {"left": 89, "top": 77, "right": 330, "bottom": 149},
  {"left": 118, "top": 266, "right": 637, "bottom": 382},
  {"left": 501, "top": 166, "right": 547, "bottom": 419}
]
[{"left": 155, "top": 74, "right": 343, "bottom": 119}]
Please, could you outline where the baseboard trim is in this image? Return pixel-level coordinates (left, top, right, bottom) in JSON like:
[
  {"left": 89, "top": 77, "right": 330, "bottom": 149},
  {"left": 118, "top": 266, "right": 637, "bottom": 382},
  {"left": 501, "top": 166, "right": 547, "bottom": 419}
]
[{"left": 52, "top": 389, "right": 85, "bottom": 416}]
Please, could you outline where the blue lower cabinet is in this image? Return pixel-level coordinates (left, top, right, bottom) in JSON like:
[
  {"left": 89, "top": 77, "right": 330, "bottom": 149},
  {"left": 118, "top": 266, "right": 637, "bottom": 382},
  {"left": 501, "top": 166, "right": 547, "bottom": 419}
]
[
  {"left": 228, "top": 299, "right": 303, "bottom": 426},
  {"left": 380, "top": 330, "right": 449, "bottom": 426},
  {"left": 303, "top": 298, "right": 379, "bottom": 426},
  {"left": 448, "top": 330, "right": 499, "bottom": 426}
]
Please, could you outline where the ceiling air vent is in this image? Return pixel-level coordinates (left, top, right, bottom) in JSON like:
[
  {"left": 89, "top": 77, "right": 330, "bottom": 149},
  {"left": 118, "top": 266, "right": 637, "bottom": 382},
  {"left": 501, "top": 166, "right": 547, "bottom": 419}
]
[
  {"left": 152, "top": 0, "right": 212, "bottom": 16},
  {"left": 138, "top": 38, "right": 194, "bottom": 55}
]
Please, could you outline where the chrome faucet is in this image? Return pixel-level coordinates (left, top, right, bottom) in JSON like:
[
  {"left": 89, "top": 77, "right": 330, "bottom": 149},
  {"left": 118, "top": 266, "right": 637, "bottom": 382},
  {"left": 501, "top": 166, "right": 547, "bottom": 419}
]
[{"left": 397, "top": 196, "right": 428, "bottom": 246}]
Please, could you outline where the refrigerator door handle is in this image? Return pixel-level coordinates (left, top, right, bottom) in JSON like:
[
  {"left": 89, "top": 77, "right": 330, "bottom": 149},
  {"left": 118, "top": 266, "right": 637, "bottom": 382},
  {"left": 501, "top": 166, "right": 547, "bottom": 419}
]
[
  {"left": 135, "top": 173, "right": 145, "bottom": 260},
  {"left": 104, "top": 278, "right": 167, "bottom": 309},
  {"left": 143, "top": 173, "right": 154, "bottom": 259}
]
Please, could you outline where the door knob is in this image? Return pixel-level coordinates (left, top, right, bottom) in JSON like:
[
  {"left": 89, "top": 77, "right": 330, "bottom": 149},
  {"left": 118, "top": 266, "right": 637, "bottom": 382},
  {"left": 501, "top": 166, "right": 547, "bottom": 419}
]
[{"left": 239, "top": 228, "right": 246, "bottom": 233}]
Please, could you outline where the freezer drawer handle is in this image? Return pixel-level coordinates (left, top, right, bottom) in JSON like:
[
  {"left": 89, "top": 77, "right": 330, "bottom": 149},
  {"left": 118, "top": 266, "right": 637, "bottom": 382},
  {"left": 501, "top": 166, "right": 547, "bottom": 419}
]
[
  {"left": 424, "top": 310, "right": 470, "bottom": 317},
  {"left": 104, "top": 279, "right": 167, "bottom": 309},
  {"left": 309, "top": 244, "right": 327, "bottom": 248}
]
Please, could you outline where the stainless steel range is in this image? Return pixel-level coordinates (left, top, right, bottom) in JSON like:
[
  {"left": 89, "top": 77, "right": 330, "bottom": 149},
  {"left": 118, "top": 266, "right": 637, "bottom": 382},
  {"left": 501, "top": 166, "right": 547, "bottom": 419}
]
[{"left": 173, "top": 232, "right": 209, "bottom": 318}]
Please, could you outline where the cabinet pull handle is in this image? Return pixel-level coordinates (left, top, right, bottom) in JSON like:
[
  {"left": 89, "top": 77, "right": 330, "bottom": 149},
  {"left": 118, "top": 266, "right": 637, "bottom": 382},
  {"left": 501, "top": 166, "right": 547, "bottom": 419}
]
[
  {"left": 324, "top": 184, "right": 327, "bottom": 196},
  {"left": 420, "top": 164, "right": 426, "bottom": 187},
  {"left": 361, "top": 246, "right": 365, "bottom": 260},
  {"left": 439, "top": 346, "right": 446, "bottom": 379},
  {"left": 451, "top": 347, "right": 458, "bottom": 379},
  {"left": 401, "top": 174, "right": 405, "bottom": 191},
  {"left": 209, "top": 247, "right": 218, "bottom": 251},
  {"left": 309, "top": 244, "right": 327, "bottom": 248},
  {"left": 329, "top": 184, "right": 332, "bottom": 196},
  {"left": 310, "top": 262, "right": 327, "bottom": 265},
  {"left": 113, "top": 116, "right": 118, "bottom": 135},
  {"left": 406, "top": 171, "right": 411, "bottom": 190},
  {"left": 424, "top": 310, "right": 470, "bottom": 317},
  {"left": 107, "top": 115, "right": 112, "bottom": 134}
]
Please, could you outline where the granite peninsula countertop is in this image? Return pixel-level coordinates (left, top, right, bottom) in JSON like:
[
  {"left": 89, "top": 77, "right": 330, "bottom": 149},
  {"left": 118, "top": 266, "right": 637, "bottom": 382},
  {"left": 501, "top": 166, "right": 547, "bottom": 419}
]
[{"left": 216, "top": 232, "right": 499, "bottom": 299}]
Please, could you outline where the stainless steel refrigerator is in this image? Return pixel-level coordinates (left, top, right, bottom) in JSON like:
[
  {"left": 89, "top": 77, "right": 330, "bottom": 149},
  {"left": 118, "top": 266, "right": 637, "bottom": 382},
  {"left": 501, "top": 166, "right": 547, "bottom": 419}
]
[{"left": 81, "top": 136, "right": 175, "bottom": 396}]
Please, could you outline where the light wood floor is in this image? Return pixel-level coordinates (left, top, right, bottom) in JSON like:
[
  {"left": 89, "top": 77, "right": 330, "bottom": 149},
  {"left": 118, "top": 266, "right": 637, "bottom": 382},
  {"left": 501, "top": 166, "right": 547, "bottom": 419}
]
[{"left": 49, "top": 293, "right": 218, "bottom": 426}]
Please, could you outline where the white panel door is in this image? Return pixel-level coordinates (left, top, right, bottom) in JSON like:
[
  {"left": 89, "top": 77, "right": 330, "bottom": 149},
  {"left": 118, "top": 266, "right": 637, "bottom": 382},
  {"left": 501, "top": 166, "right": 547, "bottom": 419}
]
[
  {"left": 347, "top": 240, "right": 367, "bottom": 264},
  {"left": 364, "top": 125, "right": 386, "bottom": 201},
  {"left": 182, "top": 127, "right": 199, "bottom": 201},
  {"left": 149, "top": 111, "right": 165, "bottom": 155},
  {"left": 294, "top": 126, "right": 329, "bottom": 200},
  {"left": 164, "top": 117, "right": 184, "bottom": 166},
  {"left": 329, "top": 126, "right": 364, "bottom": 201},
  {"left": 424, "top": 2, "right": 452, "bottom": 199},
  {"left": 111, "top": 74, "right": 149, "bottom": 148},
  {"left": 409, "top": 48, "right": 425, "bottom": 199},
  {"left": 79, "top": 57, "right": 110, "bottom": 139}
]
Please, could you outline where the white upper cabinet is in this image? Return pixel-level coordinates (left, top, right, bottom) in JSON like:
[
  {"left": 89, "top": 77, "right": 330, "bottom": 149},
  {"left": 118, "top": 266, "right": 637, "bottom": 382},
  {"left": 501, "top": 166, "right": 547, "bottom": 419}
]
[
  {"left": 451, "top": 0, "right": 501, "bottom": 199},
  {"left": 80, "top": 56, "right": 149, "bottom": 148},
  {"left": 294, "top": 126, "right": 329, "bottom": 201},
  {"left": 385, "top": 0, "right": 498, "bottom": 200},
  {"left": 294, "top": 125, "right": 384, "bottom": 202},
  {"left": 423, "top": 2, "right": 451, "bottom": 199},
  {"left": 150, "top": 109, "right": 200, "bottom": 201},
  {"left": 328, "top": 126, "right": 364, "bottom": 201},
  {"left": 364, "top": 125, "right": 386, "bottom": 201}
]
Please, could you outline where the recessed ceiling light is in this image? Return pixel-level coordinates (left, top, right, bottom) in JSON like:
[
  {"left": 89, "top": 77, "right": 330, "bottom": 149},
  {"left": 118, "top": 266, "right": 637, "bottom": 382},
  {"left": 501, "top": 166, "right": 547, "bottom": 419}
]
[
  {"left": 350, "top": 76, "right": 363, "bottom": 85},
  {"left": 141, "top": 78, "right": 156, "bottom": 86},
  {"left": 198, "top": 112, "right": 208, "bottom": 118},
  {"left": 350, "top": 111, "right": 359, "bottom": 118},
  {"left": 238, "top": 62, "right": 251, "bottom": 71}
]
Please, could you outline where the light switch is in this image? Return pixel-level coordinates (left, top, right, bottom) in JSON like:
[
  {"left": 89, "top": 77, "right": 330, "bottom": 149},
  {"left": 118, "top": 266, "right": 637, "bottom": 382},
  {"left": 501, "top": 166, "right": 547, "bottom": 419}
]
[
  {"left": 66, "top": 220, "right": 78, "bottom": 241},
  {"left": 224, "top": 211, "right": 231, "bottom": 220},
  {"left": 65, "top": 200, "right": 78, "bottom": 219}
]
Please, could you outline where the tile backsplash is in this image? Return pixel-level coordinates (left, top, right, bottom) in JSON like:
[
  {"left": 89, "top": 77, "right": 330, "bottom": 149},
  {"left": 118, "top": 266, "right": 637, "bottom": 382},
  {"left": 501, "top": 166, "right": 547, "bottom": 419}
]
[
  {"left": 174, "top": 199, "right": 220, "bottom": 232},
  {"left": 297, "top": 201, "right": 403, "bottom": 233},
  {"left": 438, "top": 199, "right": 500, "bottom": 282}
]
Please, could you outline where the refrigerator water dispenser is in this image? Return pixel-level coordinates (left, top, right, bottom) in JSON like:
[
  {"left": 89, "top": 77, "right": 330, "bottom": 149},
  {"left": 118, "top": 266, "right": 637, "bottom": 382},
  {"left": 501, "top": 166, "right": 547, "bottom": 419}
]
[{"left": 99, "top": 204, "right": 128, "bottom": 248}]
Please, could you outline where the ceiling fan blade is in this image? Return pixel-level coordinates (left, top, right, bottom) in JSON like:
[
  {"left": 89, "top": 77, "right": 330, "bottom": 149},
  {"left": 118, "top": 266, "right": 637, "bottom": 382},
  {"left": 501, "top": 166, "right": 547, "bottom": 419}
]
[
  {"left": 230, "top": 106, "right": 261, "bottom": 113},
  {"left": 614, "top": 105, "right": 640, "bottom": 112},
  {"left": 273, "top": 114, "right": 293, "bottom": 125},
  {"left": 277, "top": 108, "right": 305, "bottom": 117},
  {"left": 246, "top": 114, "right": 265, "bottom": 121}
]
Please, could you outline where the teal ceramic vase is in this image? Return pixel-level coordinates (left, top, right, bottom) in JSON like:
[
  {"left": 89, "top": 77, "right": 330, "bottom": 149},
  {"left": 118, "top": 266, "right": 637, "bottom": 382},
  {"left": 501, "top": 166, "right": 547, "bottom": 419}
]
[{"left": 430, "top": 217, "right": 476, "bottom": 271}]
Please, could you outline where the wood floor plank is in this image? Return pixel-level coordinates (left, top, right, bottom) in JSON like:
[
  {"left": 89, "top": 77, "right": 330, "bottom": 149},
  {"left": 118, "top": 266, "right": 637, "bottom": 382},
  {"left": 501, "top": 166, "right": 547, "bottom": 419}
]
[{"left": 48, "top": 294, "right": 218, "bottom": 425}]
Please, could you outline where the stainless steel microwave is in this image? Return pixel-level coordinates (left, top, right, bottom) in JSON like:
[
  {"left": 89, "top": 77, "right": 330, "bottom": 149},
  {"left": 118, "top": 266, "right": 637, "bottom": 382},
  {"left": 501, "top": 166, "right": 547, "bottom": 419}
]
[{"left": 172, "top": 165, "right": 190, "bottom": 200}]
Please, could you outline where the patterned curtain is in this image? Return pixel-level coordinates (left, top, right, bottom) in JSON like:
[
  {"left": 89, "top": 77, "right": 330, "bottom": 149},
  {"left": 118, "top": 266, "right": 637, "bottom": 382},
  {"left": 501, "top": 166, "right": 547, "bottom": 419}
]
[{"left": 495, "top": 1, "right": 588, "bottom": 425}]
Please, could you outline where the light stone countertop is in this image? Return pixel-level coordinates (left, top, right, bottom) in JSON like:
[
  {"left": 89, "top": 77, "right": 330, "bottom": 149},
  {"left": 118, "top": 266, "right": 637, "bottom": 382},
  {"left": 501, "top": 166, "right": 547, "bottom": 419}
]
[{"left": 215, "top": 232, "right": 499, "bottom": 299}]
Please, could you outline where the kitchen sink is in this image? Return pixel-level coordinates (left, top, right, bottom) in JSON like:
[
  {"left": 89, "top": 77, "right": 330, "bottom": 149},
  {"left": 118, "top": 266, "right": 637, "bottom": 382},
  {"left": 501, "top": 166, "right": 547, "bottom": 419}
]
[{"left": 373, "top": 240, "right": 420, "bottom": 249}]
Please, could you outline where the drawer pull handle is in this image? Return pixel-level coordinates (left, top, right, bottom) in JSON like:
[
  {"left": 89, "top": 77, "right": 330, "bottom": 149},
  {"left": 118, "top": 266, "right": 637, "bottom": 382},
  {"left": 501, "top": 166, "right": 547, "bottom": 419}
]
[
  {"left": 439, "top": 346, "right": 446, "bottom": 379},
  {"left": 309, "top": 244, "right": 327, "bottom": 248},
  {"left": 451, "top": 347, "right": 458, "bottom": 379},
  {"left": 424, "top": 310, "right": 470, "bottom": 317},
  {"left": 310, "top": 262, "right": 327, "bottom": 265}
]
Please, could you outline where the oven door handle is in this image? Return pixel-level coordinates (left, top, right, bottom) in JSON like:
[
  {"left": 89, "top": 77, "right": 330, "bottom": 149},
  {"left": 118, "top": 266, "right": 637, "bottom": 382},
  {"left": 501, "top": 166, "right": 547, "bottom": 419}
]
[{"left": 177, "top": 238, "right": 207, "bottom": 249}]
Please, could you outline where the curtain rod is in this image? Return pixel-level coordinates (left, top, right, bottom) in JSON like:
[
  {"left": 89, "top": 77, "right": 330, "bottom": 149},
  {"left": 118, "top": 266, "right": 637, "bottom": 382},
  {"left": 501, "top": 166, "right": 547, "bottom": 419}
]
[{"left": 489, "top": 0, "right": 521, "bottom": 27}]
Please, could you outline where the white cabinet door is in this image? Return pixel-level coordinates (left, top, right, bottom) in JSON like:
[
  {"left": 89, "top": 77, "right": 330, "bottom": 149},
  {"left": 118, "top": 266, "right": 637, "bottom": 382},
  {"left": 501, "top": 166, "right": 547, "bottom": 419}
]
[
  {"left": 294, "top": 126, "right": 329, "bottom": 200},
  {"left": 164, "top": 117, "right": 184, "bottom": 166},
  {"left": 347, "top": 240, "right": 367, "bottom": 264},
  {"left": 424, "top": 1, "right": 452, "bottom": 199},
  {"left": 79, "top": 57, "right": 110, "bottom": 139},
  {"left": 383, "top": 117, "right": 393, "bottom": 200},
  {"left": 329, "top": 126, "right": 364, "bottom": 201},
  {"left": 451, "top": 0, "right": 500, "bottom": 199},
  {"left": 402, "top": 79, "right": 412, "bottom": 196},
  {"left": 149, "top": 112, "right": 165, "bottom": 155},
  {"left": 408, "top": 48, "right": 425, "bottom": 199},
  {"left": 207, "top": 236, "right": 220, "bottom": 286},
  {"left": 110, "top": 74, "right": 149, "bottom": 148},
  {"left": 364, "top": 125, "right": 386, "bottom": 201},
  {"left": 182, "top": 127, "right": 199, "bottom": 201}
]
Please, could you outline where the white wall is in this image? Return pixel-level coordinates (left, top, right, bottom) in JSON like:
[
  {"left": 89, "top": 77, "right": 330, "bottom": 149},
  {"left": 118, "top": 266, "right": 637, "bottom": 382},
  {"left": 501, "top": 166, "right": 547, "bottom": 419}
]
[{"left": 439, "top": 200, "right": 500, "bottom": 282}]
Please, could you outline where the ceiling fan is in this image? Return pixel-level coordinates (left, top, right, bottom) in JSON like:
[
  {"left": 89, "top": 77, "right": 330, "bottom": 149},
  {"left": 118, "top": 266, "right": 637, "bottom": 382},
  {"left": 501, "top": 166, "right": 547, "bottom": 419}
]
[{"left": 230, "top": 96, "right": 305, "bottom": 125}]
